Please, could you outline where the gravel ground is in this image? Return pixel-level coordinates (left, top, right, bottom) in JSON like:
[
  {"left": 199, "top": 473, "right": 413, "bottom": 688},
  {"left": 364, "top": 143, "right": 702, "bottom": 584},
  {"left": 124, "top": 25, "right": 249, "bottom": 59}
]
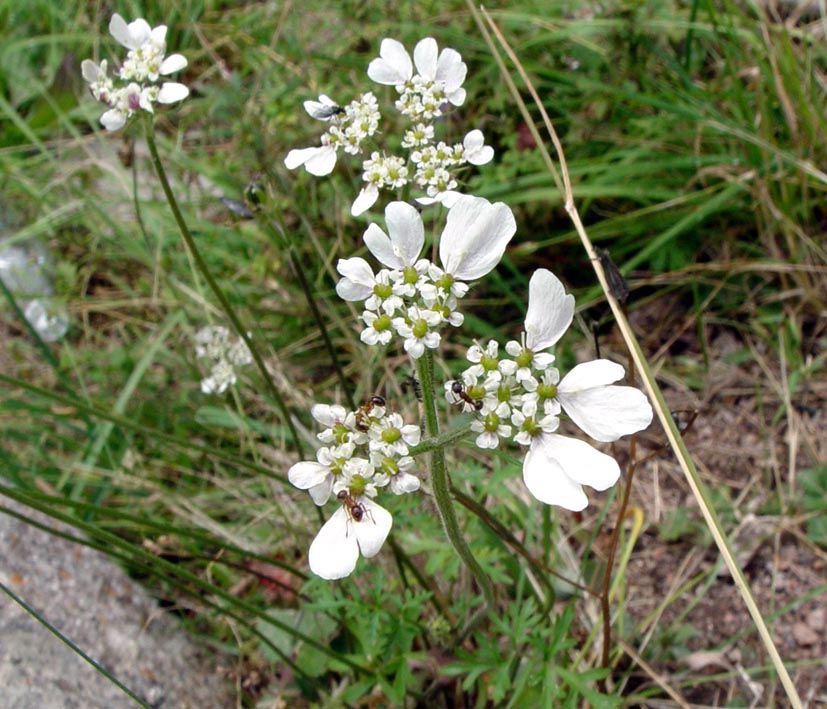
[{"left": 0, "top": 495, "right": 234, "bottom": 709}]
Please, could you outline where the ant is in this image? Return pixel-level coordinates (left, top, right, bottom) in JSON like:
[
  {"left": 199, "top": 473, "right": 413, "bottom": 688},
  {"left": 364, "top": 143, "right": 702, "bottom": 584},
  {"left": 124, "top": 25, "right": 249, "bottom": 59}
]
[
  {"left": 450, "top": 380, "right": 483, "bottom": 411},
  {"left": 337, "top": 490, "right": 368, "bottom": 523},
  {"left": 355, "top": 395, "right": 386, "bottom": 431}
]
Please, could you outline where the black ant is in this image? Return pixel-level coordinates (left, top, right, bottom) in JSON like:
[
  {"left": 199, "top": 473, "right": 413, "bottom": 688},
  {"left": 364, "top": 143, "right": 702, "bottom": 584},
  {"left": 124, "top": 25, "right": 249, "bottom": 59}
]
[
  {"left": 337, "top": 490, "right": 368, "bottom": 523},
  {"left": 355, "top": 395, "right": 386, "bottom": 431},
  {"left": 450, "top": 380, "right": 483, "bottom": 411}
]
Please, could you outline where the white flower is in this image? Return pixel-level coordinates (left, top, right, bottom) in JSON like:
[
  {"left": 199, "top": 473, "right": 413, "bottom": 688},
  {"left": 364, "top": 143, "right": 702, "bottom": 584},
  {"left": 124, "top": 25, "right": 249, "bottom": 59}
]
[
  {"left": 368, "top": 37, "right": 467, "bottom": 108},
  {"left": 194, "top": 325, "right": 252, "bottom": 395},
  {"left": 362, "top": 201, "right": 424, "bottom": 270},
  {"left": 522, "top": 433, "right": 621, "bottom": 512},
  {"left": 470, "top": 401, "right": 512, "bottom": 449},
  {"left": 82, "top": 14, "right": 187, "bottom": 131},
  {"left": 307, "top": 499, "right": 393, "bottom": 580},
  {"left": 520, "top": 269, "right": 653, "bottom": 442},
  {"left": 462, "top": 129, "right": 494, "bottom": 165},
  {"left": 286, "top": 93, "right": 380, "bottom": 177},
  {"left": 392, "top": 305, "right": 441, "bottom": 359},
  {"left": 335, "top": 260, "right": 402, "bottom": 313},
  {"left": 200, "top": 359, "right": 236, "bottom": 395},
  {"left": 288, "top": 445, "right": 354, "bottom": 506}
]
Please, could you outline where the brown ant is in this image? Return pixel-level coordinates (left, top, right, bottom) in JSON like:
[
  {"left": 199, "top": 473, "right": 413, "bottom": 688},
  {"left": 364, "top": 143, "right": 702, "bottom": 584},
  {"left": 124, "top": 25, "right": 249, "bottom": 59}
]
[
  {"left": 355, "top": 395, "right": 386, "bottom": 431},
  {"left": 337, "top": 489, "right": 368, "bottom": 523},
  {"left": 450, "top": 380, "right": 483, "bottom": 411}
]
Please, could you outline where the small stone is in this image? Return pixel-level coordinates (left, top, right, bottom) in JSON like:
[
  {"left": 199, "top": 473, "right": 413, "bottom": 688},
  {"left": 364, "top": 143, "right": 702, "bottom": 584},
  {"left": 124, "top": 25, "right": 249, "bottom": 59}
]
[{"left": 792, "top": 622, "right": 819, "bottom": 646}]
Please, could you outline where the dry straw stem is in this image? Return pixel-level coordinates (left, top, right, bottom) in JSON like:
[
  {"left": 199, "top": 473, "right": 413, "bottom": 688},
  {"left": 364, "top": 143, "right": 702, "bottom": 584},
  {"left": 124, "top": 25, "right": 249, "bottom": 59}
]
[{"left": 468, "top": 4, "right": 803, "bottom": 707}]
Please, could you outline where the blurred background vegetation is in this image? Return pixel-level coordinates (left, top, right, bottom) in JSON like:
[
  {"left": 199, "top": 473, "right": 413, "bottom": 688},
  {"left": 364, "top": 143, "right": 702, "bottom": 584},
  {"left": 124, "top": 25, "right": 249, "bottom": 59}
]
[{"left": 2, "top": 0, "right": 826, "bottom": 706}]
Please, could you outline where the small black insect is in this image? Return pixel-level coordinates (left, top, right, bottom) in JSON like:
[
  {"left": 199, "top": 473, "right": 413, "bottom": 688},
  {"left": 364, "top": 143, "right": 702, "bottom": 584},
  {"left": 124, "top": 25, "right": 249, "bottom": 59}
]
[
  {"left": 401, "top": 373, "right": 422, "bottom": 402},
  {"left": 596, "top": 248, "right": 629, "bottom": 303},
  {"left": 450, "top": 380, "right": 483, "bottom": 411},
  {"left": 220, "top": 197, "right": 254, "bottom": 219}
]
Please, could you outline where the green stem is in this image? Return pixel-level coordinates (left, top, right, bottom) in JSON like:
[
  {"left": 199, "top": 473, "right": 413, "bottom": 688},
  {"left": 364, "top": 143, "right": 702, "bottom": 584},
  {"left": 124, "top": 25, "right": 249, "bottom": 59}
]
[
  {"left": 415, "top": 350, "right": 495, "bottom": 636},
  {"left": 256, "top": 205, "right": 356, "bottom": 411},
  {"left": 142, "top": 121, "right": 304, "bottom": 457},
  {"left": 407, "top": 422, "right": 474, "bottom": 456}
]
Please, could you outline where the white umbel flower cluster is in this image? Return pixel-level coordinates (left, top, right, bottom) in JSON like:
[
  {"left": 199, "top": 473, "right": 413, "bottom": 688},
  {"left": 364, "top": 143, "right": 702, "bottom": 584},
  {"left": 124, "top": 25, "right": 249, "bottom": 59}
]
[
  {"left": 448, "top": 270, "right": 653, "bottom": 511},
  {"left": 81, "top": 14, "right": 189, "bottom": 131},
  {"left": 335, "top": 198, "right": 516, "bottom": 358},
  {"left": 288, "top": 400, "right": 421, "bottom": 580},
  {"left": 285, "top": 37, "right": 494, "bottom": 216},
  {"left": 194, "top": 326, "right": 253, "bottom": 395}
]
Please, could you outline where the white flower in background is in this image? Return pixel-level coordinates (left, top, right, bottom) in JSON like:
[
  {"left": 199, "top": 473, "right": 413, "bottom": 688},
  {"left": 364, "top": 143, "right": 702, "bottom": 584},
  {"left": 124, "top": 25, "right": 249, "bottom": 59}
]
[
  {"left": 367, "top": 37, "right": 467, "bottom": 117},
  {"left": 286, "top": 37, "right": 491, "bottom": 215},
  {"left": 285, "top": 93, "right": 381, "bottom": 176},
  {"left": 194, "top": 325, "right": 252, "bottom": 395},
  {"left": 81, "top": 13, "right": 188, "bottom": 131}
]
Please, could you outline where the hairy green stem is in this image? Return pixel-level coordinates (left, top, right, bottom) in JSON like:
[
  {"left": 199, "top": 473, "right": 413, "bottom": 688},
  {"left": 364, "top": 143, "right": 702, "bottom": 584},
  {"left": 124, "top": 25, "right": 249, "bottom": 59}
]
[
  {"left": 142, "top": 121, "right": 304, "bottom": 457},
  {"left": 415, "top": 350, "right": 495, "bottom": 636}
]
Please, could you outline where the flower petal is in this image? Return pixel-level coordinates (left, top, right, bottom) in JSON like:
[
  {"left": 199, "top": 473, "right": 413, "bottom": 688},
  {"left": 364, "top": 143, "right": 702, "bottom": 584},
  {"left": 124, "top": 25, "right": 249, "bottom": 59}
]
[
  {"left": 523, "top": 439, "right": 588, "bottom": 511},
  {"left": 288, "top": 461, "right": 329, "bottom": 490},
  {"left": 351, "top": 184, "right": 379, "bottom": 216},
  {"left": 413, "top": 38, "right": 438, "bottom": 80},
  {"left": 558, "top": 364, "right": 653, "bottom": 442},
  {"left": 159, "top": 53, "right": 187, "bottom": 75},
  {"left": 157, "top": 82, "right": 189, "bottom": 104},
  {"left": 284, "top": 145, "right": 337, "bottom": 176},
  {"left": 365, "top": 202, "right": 424, "bottom": 268},
  {"left": 439, "top": 196, "right": 516, "bottom": 280},
  {"left": 308, "top": 508, "right": 359, "bottom": 580},
  {"left": 108, "top": 14, "right": 133, "bottom": 48},
  {"left": 436, "top": 48, "right": 467, "bottom": 100},
  {"left": 538, "top": 433, "right": 621, "bottom": 491},
  {"left": 524, "top": 269, "right": 574, "bottom": 351},
  {"left": 100, "top": 109, "right": 127, "bottom": 131},
  {"left": 367, "top": 38, "right": 412, "bottom": 85},
  {"left": 353, "top": 499, "right": 393, "bottom": 558}
]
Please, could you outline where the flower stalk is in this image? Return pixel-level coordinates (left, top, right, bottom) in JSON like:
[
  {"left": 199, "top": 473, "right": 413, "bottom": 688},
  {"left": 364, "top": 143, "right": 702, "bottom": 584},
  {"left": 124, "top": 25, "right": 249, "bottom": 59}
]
[
  {"left": 416, "top": 349, "right": 495, "bottom": 635},
  {"left": 142, "top": 119, "right": 304, "bottom": 457}
]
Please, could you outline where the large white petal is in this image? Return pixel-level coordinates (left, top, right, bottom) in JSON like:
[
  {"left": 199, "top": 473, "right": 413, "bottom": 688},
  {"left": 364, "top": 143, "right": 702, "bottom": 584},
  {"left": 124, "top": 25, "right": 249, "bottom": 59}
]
[
  {"left": 367, "top": 38, "right": 412, "bottom": 85},
  {"left": 439, "top": 196, "right": 516, "bottom": 280},
  {"left": 159, "top": 53, "right": 187, "bottom": 75},
  {"left": 558, "top": 359, "right": 624, "bottom": 389},
  {"left": 413, "top": 38, "right": 438, "bottom": 80},
  {"left": 353, "top": 499, "right": 393, "bottom": 558},
  {"left": 524, "top": 269, "right": 574, "bottom": 351},
  {"left": 538, "top": 434, "right": 620, "bottom": 491},
  {"left": 558, "top": 382, "right": 653, "bottom": 443},
  {"left": 523, "top": 440, "right": 588, "bottom": 511},
  {"left": 288, "top": 461, "right": 330, "bottom": 490},
  {"left": 157, "top": 82, "right": 189, "bottom": 104},
  {"left": 308, "top": 508, "right": 359, "bottom": 580},
  {"left": 436, "top": 48, "right": 467, "bottom": 97}
]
